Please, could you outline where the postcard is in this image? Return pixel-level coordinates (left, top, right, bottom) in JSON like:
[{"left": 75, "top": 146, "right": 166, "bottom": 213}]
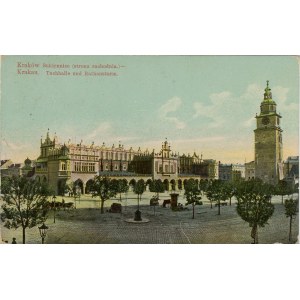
[{"left": 0, "top": 55, "right": 299, "bottom": 244}]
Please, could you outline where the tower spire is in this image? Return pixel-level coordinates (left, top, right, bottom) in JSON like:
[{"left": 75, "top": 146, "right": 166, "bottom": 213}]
[{"left": 264, "top": 80, "right": 272, "bottom": 100}]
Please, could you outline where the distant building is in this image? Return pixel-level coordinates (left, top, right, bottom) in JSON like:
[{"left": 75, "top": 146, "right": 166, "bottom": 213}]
[
  {"left": 283, "top": 156, "right": 299, "bottom": 188},
  {"left": 1, "top": 159, "right": 13, "bottom": 169},
  {"left": 245, "top": 161, "right": 255, "bottom": 180},
  {"left": 0, "top": 158, "right": 34, "bottom": 178},
  {"left": 218, "top": 163, "right": 245, "bottom": 181},
  {"left": 201, "top": 159, "right": 219, "bottom": 180},
  {"left": 1, "top": 159, "right": 22, "bottom": 177},
  {"left": 179, "top": 153, "right": 218, "bottom": 180},
  {"left": 284, "top": 156, "right": 299, "bottom": 178}
]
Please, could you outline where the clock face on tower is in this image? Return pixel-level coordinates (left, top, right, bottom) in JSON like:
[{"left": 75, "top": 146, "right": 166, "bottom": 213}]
[{"left": 262, "top": 116, "right": 270, "bottom": 125}]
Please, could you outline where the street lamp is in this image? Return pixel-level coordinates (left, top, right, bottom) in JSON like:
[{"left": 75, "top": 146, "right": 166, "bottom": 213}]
[
  {"left": 52, "top": 195, "right": 56, "bottom": 223},
  {"left": 134, "top": 194, "right": 142, "bottom": 221},
  {"left": 73, "top": 187, "right": 76, "bottom": 209},
  {"left": 38, "top": 223, "right": 48, "bottom": 244}
]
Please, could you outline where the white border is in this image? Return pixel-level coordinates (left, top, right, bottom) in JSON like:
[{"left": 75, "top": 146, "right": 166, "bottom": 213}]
[{"left": 1, "top": 1, "right": 299, "bottom": 300}]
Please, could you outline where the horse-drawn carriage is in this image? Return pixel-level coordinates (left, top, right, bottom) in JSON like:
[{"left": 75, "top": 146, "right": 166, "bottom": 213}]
[
  {"left": 46, "top": 200, "right": 75, "bottom": 210},
  {"left": 108, "top": 203, "right": 122, "bottom": 213},
  {"left": 150, "top": 196, "right": 159, "bottom": 206}
]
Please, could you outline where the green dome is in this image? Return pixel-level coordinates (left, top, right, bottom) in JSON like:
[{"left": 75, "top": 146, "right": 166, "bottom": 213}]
[{"left": 24, "top": 157, "right": 31, "bottom": 165}]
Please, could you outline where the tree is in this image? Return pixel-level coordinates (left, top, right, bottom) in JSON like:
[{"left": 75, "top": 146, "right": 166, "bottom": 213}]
[
  {"left": 284, "top": 198, "right": 298, "bottom": 243},
  {"left": 206, "top": 180, "right": 227, "bottom": 215},
  {"left": 199, "top": 179, "right": 209, "bottom": 196},
  {"left": 276, "top": 180, "right": 294, "bottom": 204},
  {"left": 149, "top": 179, "right": 165, "bottom": 199},
  {"left": 133, "top": 179, "right": 145, "bottom": 221},
  {"left": 115, "top": 179, "right": 129, "bottom": 201},
  {"left": 235, "top": 179, "right": 274, "bottom": 244},
  {"left": 92, "top": 176, "right": 117, "bottom": 214},
  {"left": 0, "top": 176, "right": 52, "bottom": 244},
  {"left": 223, "top": 181, "right": 236, "bottom": 206},
  {"left": 184, "top": 179, "right": 202, "bottom": 219}
]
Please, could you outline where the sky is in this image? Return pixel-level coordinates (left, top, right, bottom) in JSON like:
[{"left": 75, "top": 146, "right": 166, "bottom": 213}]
[{"left": 0, "top": 55, "right": 299, "bottom": 164}]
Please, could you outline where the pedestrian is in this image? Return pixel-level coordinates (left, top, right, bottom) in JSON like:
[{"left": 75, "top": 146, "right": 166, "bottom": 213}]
[{"left": 12, "top": 237, "right": 17, "bottom": 244}]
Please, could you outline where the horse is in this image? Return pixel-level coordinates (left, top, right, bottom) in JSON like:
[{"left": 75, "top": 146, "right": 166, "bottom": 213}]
[{"left": 162, "top": 199, "right": 171, "bottom": 208}]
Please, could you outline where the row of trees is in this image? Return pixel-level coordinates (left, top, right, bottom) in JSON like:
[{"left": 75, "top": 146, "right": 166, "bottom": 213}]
[
  {"left": 1, "top": 175, "right": 298, "bottom": 243},
  {"left": 68, "top": 177, "right": 295, "bottom": 215},
  {"left": 183, "top": 178, "right": 298, "bottom": 244}
]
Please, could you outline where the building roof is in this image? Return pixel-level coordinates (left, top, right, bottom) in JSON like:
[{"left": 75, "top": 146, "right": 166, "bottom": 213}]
[
  {"left": 1, "top": 160, "right": 10, "bottom": 167},
  {"left": 286, "top": 156, "right": 299, "bottom": 162},
  {"left": 8, "top": 163, "right": 22, "bottom": 168}
]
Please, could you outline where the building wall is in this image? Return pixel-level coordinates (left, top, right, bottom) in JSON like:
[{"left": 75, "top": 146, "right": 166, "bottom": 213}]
[
  {"left": 245, "top": 161, "right": 255, "bottom": 180},
  {"left": 219, "top": 163, "right": 245, "bottom": 181}
]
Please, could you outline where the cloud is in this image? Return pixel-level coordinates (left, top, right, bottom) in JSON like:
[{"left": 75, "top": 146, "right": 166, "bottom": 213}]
[
  {"left": 243, "top": 117, "right": 256, "bottom": 128},
  {"left": 210, "top": 91, "right": 232, "bottom": 105},
  {"left": 165, "top": 117, "right": 186, "bottom": 129},
  {"left": 272, "top": 86, "right": 297, "bottom": 112},
  {"left": 160, "top": 97, "right": 182, "bottom": 117},
  {"left": 159, "top": 97, "right": 186, "bottom": 129},
  {"left": 193, "top": 103, "right": 223, "bottom": 128},
  {"left": 192, "top": 91, "right": 234, "bottom": 128},
  {"left": 172, "top": 136, "right": 226, "bottom": 144},
  {"left": 192, "top": 83, "right": 296, "bottom": 130},
  {"left": 0, "top": 138, "right": 37, "bottom": 162},
  {"left": 86, "top": 122, "right": 112, "bottom": 140},
  {"left": 1, "top": 139, "right": 28, "bottom": 151}
]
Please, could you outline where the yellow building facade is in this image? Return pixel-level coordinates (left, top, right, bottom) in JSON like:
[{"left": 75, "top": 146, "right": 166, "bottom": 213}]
[{"left": 35, "top": 131, "right": 217, "bottom": 195}]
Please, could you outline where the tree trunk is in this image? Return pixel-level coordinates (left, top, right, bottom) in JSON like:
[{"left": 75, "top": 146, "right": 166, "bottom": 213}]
[
  {"left": 210, "top": 200, "right": 212, "bottom": 209},
  {"left": 256, "top": 228, "right": 258, "bottom": 244},
  {"left": 22, "top": 227, "right": 26, "bottom": 244},
  {"left": 251, "top": 224, "right": 258, "bottom": 244},
  {"left": 289, "top": 216, "right": 292, "bottom": 243},
  {"left": 192, "top": 204, "right": 195, "bottom": 219},
  {"left": 282, "top": 195, "right": 284, "bottom": 205},
  {"left": 229, "top": 197, "right": 232, "bottom": 206},
  {"left": 120, "top": 193, "right": 122, "bottom": 201},
  {"left": 218, "top": 201, "right": 220, "bottom": 215},
  {"left": 100, "top": 199, "right": 104, "bottom": 214}
]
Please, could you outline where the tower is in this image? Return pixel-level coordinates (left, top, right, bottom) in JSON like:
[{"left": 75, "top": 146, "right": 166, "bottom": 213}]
[{"left": 254, "top": 81, "right": 283, "bottom": 184}]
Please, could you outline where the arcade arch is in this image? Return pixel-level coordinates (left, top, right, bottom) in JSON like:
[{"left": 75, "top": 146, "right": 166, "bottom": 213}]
[{"left": 74, "top": 179, "right": 84, "bottom": 195}]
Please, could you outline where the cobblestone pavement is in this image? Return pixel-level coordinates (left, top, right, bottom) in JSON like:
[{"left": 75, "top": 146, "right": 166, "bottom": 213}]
[{"left": 1, "top": 192, "right": 299, "bottom": 244}]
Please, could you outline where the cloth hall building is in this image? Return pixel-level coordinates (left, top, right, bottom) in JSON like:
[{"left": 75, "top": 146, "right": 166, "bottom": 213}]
[{"left": 35, "top": 132, "right": 218, "bottom": 195}]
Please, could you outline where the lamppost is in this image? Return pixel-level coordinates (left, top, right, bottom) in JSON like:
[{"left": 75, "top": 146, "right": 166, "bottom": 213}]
[
  {"left": 134, "top": 194, "right": 142, "bottom": 221},
  {"left": 74, "top": 192, "right": 77, "bottom": 209},
  {"left": 52, "top": 195, "right": 56, "bottom": 223},
  {"left": 38, "top": 223, "right": 48, "bottom": 244}
]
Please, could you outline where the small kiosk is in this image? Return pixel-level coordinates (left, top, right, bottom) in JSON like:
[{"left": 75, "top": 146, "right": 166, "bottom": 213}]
[{"left": 170, "top": 193, "right": 179, "bottom": 209}]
